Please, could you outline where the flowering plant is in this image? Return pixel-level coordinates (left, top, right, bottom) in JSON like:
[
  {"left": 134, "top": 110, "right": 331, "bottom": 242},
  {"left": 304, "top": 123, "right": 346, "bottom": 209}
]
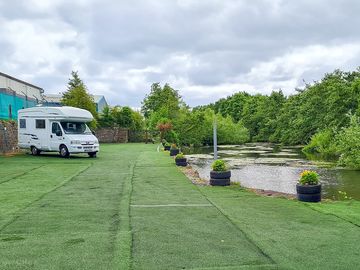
[
  {"left": 299, "top": 170, "right": 319, "bottom": 185},
  {"left": 170, "top": 144, "right": 178, "bottom": 150}
]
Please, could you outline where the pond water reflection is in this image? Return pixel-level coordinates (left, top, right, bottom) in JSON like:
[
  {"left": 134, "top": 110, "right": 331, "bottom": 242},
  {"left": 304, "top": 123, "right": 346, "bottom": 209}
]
[{"left": 183, "top": 143, "right": 360, "bottom": 200}]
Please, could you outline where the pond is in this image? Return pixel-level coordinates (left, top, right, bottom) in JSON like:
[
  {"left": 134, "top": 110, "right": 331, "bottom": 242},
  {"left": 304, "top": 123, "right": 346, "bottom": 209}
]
[{"left": 183, "top": 143, "right": 360, "bottom": 201}]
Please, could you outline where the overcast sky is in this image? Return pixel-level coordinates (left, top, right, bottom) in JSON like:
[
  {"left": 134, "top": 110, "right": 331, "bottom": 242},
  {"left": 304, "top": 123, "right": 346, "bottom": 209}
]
[{"left": 1, "top": 0, "right": 360, "bottom": 108}]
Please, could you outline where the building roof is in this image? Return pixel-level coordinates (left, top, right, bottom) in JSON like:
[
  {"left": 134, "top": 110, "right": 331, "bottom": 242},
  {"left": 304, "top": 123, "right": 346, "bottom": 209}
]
[
  {"left": 0, "top": 71, "right": 44, "bottom": 92},
  {"left": 44, "top": 94, "right": 106, "bottom": 104},
  {"left": 93, "top": 95, "right": 105, "bottom": 103},
  {"left": 43, "top": 94, "right": 62, "bottom": 103}
]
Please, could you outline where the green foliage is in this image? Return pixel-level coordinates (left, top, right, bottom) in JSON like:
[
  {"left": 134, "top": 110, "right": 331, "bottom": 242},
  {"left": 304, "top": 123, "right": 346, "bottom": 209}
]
[
  {"left": 175, "top": 153, "right": 185, "bottom": 159},
  {"left": 302, "top": 129, "right": 337, "bottom": 156},
  {"left": 299, "top": 170, "right": 319, "bottom": 185},
  {"left": 211, "top": 159, "right": 228, "bottom": 172},
  {"left": 217, "top": 115, "right": 250, "bottom": 144},
  {"left": 197, "top": 69, "right": 360, "bottom": 145},
  {"left": 97, "top": 105, "right": 144, "bottom": 130},
  {"left": 62, "top": 71, "right": 98, "bottom": 128},
  {"left": 335, "top": 115, "right": 360, "bottom": 169},
  {"left": 141, "top": 83, "right": 183, "bottom": 119}
]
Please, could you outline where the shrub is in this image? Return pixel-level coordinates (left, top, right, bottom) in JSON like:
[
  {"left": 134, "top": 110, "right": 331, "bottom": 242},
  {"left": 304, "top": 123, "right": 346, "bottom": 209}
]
[
  {"left": 335, "top": 115, "right": 360, "bottom": 169},
  {"left": 211, "top": 159, "right": 228, "bottom": 171},
  {"left": 164, "top": 130, "right": 180, "bottom": 145},
  {"left": 302, "top": 129, "right": 337, "bottom": 156},
  {"left": 299, "top": 170, "right": 319, "bottom": 185},
  {"left": 175, "top": 153, "right": 185, "bottom": 159}
]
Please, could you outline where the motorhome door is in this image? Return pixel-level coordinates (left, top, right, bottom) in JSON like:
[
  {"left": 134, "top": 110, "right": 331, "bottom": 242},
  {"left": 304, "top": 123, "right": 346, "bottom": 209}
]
[{"left": 50, "top": 122, "right": 64, "bottom": 150}]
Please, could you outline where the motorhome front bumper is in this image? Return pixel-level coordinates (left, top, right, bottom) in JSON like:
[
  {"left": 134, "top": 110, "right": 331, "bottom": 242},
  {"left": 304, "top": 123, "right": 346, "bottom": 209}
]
[{"left": 69, "top": 144, "right": 99, "bottom": 153}]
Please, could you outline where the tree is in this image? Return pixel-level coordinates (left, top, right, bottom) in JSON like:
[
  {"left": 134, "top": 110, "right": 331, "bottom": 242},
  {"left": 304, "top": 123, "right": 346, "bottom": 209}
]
[
  {"left": 141, "top": 83, "right": 183, "bottom": 120},
  {"left": 62, "top": 71, "right": 98, "bottom": 127},
  {"left": 97, "top": 105, "right": 144, "bottom": 130},
  {"left": 97, "top": 106, "right": 113, "bottom": 127}
]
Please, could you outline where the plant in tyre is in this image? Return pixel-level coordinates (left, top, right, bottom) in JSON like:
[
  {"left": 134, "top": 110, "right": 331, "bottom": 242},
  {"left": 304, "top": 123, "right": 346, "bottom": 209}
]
[
  {"left": 297, "top": 170, "right": 322, "bottom": 202},
  {"left": 210, "top": 160, "right": 231, "bottom": 186}
]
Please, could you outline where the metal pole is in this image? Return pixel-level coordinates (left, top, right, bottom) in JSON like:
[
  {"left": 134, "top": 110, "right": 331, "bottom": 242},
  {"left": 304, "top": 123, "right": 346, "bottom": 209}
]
[{"left": 213, "top": 116, "right": 218, "bottom": 160}]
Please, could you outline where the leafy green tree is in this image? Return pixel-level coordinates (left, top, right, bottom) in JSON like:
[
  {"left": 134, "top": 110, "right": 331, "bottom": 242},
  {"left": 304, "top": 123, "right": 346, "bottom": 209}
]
[
  {"left": 141, "top": 83, "right": 183, "bottom": 120},
  {"left": 97, "top": 105, "right": 144, "bottom": 130},
  {"left": 98, "top": 106, "right": 113, "bottom": 127},
  {"left": 62, "top": 71, "right": 97, "bottom": 128}
]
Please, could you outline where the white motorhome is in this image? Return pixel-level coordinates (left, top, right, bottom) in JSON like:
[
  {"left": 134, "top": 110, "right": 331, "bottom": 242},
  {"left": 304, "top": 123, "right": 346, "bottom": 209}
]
[{"left": 18, "top": 106, "right": 99, "bottom": 158}]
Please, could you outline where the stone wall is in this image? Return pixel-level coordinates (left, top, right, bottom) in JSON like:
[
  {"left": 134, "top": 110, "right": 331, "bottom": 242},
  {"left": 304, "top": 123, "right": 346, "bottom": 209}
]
[
  {"left": 0, "top": 120, "right": 19, "bottom": 154},
  {"left": 0, "top": 123, "right": 129, "bottom": 155},
  {"left": 95, "top": 127, "right": 129, "bottom": 143}
]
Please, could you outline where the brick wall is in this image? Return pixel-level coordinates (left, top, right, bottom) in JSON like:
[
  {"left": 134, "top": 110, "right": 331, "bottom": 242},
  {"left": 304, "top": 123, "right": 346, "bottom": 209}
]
[
  {"left": 0, "top": 120, "right": 19, "bottom": 153},
  {"left": 95, "top": 127, "right": 129, "bottom": 143}
]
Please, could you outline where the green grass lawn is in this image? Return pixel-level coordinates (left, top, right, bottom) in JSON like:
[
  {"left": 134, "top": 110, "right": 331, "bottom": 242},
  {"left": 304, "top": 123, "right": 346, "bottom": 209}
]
[{"left": 0, "top": 144, "right": 359, "bottom": 269}]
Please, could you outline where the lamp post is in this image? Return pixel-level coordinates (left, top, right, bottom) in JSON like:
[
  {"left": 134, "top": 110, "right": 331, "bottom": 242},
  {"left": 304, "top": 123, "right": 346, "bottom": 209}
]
[{"left": 213, "top": 115, "right": 218, "bottom": 160}]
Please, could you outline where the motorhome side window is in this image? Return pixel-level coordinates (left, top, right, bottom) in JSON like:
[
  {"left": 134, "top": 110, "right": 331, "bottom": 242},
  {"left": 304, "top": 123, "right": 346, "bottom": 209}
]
[
  {"left": 36, "top": 119, "right": 46, "bottom": 129},
  {"left": 19, "top": 119, "right": 26, "bottom": 129}
]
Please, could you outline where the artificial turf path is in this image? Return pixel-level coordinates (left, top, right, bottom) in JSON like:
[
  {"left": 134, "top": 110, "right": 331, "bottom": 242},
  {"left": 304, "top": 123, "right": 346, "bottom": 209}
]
[{"left": 0, "top": 144, "right": 359, "bottom": 269}]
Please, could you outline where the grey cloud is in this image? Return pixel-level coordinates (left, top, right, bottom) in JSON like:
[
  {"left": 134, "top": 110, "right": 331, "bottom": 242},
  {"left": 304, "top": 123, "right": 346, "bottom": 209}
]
[{"left": 1, "top": 0, "right": 360, "bottom": 108}]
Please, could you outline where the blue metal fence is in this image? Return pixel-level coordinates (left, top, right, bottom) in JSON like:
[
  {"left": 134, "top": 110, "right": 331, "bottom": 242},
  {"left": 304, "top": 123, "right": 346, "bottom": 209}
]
[{"left": 0, "top": 91, "right": 37, "bottom": 120}]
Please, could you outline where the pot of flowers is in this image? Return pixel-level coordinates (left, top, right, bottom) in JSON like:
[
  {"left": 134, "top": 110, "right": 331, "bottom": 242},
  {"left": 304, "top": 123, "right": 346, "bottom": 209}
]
[
  {"left": 170, "top": 144, "right": 180, "bottom": 156},
  {"left": 210, "top": 159, "right": 231, "bottom": 186},
  {"left": 164, "top": 142, "right": 171, "bottom": 151},
  {"left": 175, "top": 153, "right": 187, "bottom": 166},
  {"left": 296, "top": 170, "right": 321, "bottom": 202}
]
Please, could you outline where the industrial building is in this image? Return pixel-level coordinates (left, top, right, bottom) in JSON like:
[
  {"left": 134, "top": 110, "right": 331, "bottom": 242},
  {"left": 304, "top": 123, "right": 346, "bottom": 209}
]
[{"left": 0, "top": 72, "right": 44, "bottom": 120}]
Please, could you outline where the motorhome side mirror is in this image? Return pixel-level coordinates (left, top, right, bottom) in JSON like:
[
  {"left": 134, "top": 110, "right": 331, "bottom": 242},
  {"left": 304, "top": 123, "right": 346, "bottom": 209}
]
[
  {"left": 56, "top": 130, "right": 62, "bottom": 136},
  {"left": 91, "top": 130, "right": 95, "bottom": 135}
]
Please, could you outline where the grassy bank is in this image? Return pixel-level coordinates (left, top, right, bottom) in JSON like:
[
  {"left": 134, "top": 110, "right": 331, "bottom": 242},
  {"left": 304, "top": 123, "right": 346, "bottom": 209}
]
[{"left": 0, "top": 144, "right": 359, "bottom": 269}]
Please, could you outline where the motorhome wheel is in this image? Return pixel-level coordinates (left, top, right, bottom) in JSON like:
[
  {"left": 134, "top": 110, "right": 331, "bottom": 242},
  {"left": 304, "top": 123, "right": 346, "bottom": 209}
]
[
  {"left": 31, "top": 146, "right": 40, "bottom": 156},
  {"left": 59, "top": 145, "right": 70, "bottom": 158},
  {"left": 88, "top": 152, "right": 97, "bottom": 158}
]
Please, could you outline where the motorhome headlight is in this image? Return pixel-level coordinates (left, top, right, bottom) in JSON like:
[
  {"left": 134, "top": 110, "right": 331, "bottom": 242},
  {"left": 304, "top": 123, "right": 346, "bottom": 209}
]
[{"left": 71, "top": 140, "right": 81, "bottom": 145}]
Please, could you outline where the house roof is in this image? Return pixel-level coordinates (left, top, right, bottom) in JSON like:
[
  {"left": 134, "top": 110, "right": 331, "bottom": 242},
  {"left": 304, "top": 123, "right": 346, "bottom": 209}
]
[{"left": 93, "top": 95, "right": 105, "bottom": 103}]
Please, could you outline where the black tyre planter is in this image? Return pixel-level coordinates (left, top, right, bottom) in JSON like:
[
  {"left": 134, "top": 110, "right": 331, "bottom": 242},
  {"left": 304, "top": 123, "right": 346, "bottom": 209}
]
[
  {"left": 296, "top": 184, "right": 321, "bottom": 202},
  {"left": 210, "top": 170, "right": 231, "bottom": 186},
  {"left": 175, "top": 158, "right": 187, "bottom": 167},
  {"left": 164, "top": 146, "right": 170, "bottom": 151},
  {"left": 170, "top": 149, "right": 180, "bottom": 156}
]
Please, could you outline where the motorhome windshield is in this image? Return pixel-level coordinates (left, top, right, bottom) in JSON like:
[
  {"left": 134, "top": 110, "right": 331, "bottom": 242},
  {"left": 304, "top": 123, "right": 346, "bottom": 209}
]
[{"left": 60, "top": 122, "right": 92, "bottom": 134}]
